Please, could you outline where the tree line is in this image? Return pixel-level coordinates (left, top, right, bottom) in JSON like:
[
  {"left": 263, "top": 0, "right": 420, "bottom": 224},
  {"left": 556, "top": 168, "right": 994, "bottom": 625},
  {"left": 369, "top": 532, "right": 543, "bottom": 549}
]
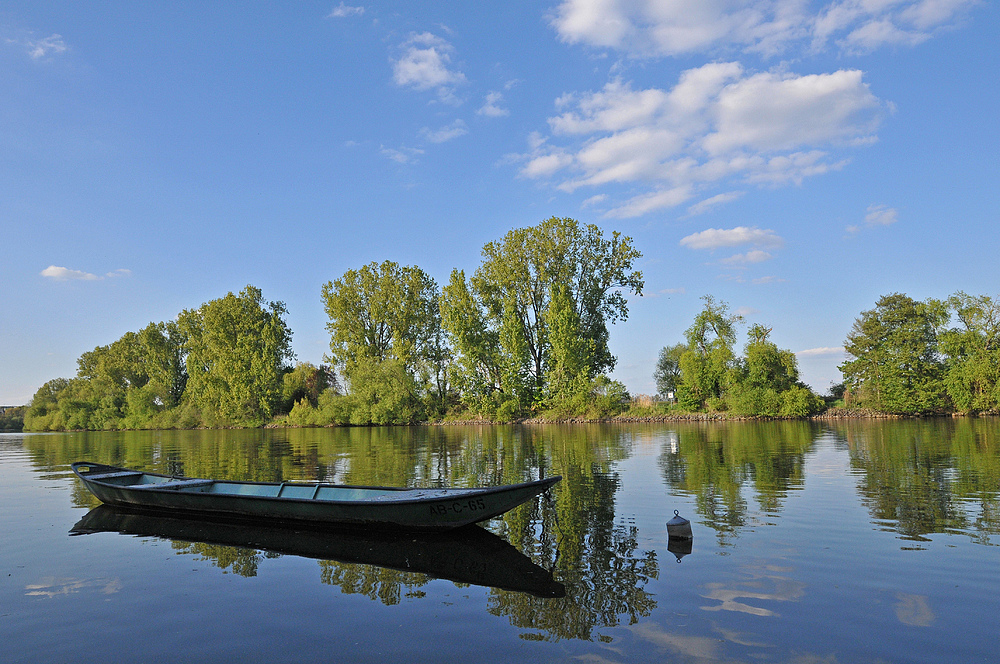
[
  {"left": 838, "top": 292, "right": 1000, "bottom": 414},
  {"left": 649, "top": 291, "right": 1000, "bottom": 418},
  {"left": 651, "top": 295, "right": 824, "bottom": 418},
  {"left": 24, "top": 286, "right": 294, "bottom": 430},
  {"left": 20, "top": 215, "right": 999, "bottom": 431},
  {"left": 23, "top": 217, "right": 644, "bottom": 430}
]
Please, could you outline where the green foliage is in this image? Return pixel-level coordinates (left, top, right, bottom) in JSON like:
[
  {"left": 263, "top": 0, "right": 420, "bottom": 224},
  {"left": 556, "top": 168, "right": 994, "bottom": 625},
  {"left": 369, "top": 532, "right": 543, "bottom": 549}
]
[
  {"left": 542, "top": 374, "right": 630, "bottom": 420},
  {"left": 665, "top": 300, "right": 822, "bottom": 418},
  {"left": 338, "top": 357, "right": 425, "bottom": 425},
  {"left": 178, "top": 286, "right": 293, "bottom": 426},
  {"left": 674, "top": 296, "right": 743, "bottom": 409},
  {"left": 653, "top": 343, "right": 685, "bottom": 397},
  {"left": 24, "top": 285, "right": 292, "bottom": 431},
  {"left": 280, "top": 363, "right": 337, "bottom": 414},
  {"left": 321, "top": 260, "right": 441, "bottom": 372},
  {"left": 0, "top": 406, "right": 25, "bottom": 432},
  {"left": 840, "top": 293, "right": 950, "bottom": 414},
  {"left": 938, "top": 292, "right": 1000, "bottom": 413},
  {"left": 321, "top": 260, "right": 450, "bottom": 423},
  {"left": 441, "top": 217, "right": 642, "bottom": 417}
]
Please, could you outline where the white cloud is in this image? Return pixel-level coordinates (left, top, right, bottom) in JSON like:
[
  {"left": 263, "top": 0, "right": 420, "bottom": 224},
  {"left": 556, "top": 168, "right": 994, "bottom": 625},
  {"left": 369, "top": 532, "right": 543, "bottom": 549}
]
[
  {"left": 720, "top": 249, "right": 774, "bottom": 265},
  {"left": 419, "top": 119, "right": 468, "bottom": 143},
  {"left": 478, "top": 91, "right": 510, "bottom": 117},
  {"left": 393, "top": 33, "right": 466, "bottom": 103},
  {"left": 865, "top": 203, "right": 898, "bottom": 225},
  {"left": 848, "top": 203, "right": 899, "bottom": 233},
  {"left": 41, "top": 265, "right": 100, "bottom": 281},
  {"left": 22, "top": 33, "right": 68, "bottom": 59},
  {"left": 680, "top": 226, "right": 784, "bottom": 251},
  {"left": 604, "top": 185, "right": 693, "bottom": 218},
  {"left": 327, "top": 3, "right": 364, "bottom": 18},
  {"left": 704, "top": 70, "right": 880, "bottom": 154},
  {"left": 796, "top": 346, "right": 845, "bottom": 356},
  {"left": 686, "top": 191, "right": 745, "bottom": 216},
  {"left": 549, "top": 0, "right": 978, "bottom": 57},
  {"left": 380, "top": 145, "right": 424, "bottom": 164},
  {"left": 106, "top": 269, "right": 132, "bottom": 278},
  {"left": 515, "top": 64, "right": 884, "bottom": 216}
]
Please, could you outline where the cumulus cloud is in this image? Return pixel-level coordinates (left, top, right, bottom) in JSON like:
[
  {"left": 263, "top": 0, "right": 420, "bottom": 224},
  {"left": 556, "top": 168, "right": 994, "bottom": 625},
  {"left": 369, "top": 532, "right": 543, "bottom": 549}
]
[
  {"left": 380, "top": 145, "right": 424, "bottom": 164},
  {"left": 15, "top": 33, "right": 69, "bottom": 59},
  {"left": 392, "top": 33, "right": 466, "bottom": 103},
  {"left": 680, "top": 226, "right": 784, "bottom": 251},
  {"left": 796, "top": 346, "right": 845, "bottom": 356},
  {"left": 327, "top": 3, "right": 364, "bottom": 18},
  {"left": 478, "top": 91, "right": 510, "bottom": 117},
  {"left": 40, "top": 265, "right": 119, "bottom": 281},
  {"left": 419, "top": 119, "right": 469, "bottom": 143},
  {"left": 865, "top": 203, "right": 898, "bottom": 225},
  {"left": 514, "top": 64, "right": 884, "bottom": 217},
  {"left": 549, "top": 0, "right": 978, "bottom": 57},
  {"left": 848, "top": 203, "right": 899, "bottom": 233}
]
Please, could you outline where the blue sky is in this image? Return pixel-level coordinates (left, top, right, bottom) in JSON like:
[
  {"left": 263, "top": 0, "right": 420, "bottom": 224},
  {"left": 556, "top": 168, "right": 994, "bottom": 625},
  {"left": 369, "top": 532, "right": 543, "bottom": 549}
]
[{"left": 2, "top": 1, "right": 997, "bottom": 405}]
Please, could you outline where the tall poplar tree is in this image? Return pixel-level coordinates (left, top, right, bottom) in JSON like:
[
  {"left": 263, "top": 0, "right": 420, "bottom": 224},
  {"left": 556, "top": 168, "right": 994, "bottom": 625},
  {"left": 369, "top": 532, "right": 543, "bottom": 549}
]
[{"left": 440, "top": 217, "right": 642, "bottom": 414}]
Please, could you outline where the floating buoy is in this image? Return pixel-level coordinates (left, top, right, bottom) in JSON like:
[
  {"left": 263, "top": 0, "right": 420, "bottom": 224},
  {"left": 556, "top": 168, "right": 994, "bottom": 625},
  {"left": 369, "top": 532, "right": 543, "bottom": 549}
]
[{"left": 666, "top": 510, "right": 692, "bottom": 540}]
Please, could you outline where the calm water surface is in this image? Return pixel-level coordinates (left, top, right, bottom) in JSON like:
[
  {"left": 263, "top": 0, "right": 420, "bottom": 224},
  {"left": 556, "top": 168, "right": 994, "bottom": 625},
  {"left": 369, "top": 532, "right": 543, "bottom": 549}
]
[{"left": 1, "top": 420, "right": 998, "bottom": 663}]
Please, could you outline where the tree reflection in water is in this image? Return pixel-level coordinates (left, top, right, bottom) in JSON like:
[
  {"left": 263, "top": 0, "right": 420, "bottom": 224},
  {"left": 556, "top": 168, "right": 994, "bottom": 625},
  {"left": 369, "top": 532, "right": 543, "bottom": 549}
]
[
  {"left": 658, "top": 421, "right": 816, "bottom": 546},
  {"left": 34, "top": 419, "right": 1000, "bottom": 644},
  {"left": 34, "top": 424, "right": 660, "bottom": 642},
  {"left": 835, "top": 417, "right": 1000, "bottom": 544}
]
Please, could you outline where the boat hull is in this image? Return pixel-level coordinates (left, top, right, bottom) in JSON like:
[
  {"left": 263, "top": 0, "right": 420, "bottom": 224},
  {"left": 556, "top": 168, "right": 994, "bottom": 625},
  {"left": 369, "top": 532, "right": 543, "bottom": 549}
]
[{"left": 72, "top": 462, "right": 560, "bottom": 531}]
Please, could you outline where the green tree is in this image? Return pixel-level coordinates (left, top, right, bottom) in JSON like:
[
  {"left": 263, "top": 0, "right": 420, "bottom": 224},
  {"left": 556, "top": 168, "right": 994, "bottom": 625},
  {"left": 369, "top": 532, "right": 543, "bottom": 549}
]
[
  {"left": 0, "top": 406, "right": 25, "bottom": 432},
  {"left": 653, "top": 343, "right": 685, "bottom": 397},
  {"left": 178, "top": 285, "right": 293, "bottom": 426},
  {"left": 338, "top": 357, "right": 425, "bottom": 425},
  {"left": 839, "top": 293, "right": 949, "bottom": 414},
  {"left": 280, "top": 362, "right": 337, "bottom": 413},
  {"left": 939, "top": 292, "right": 1000, "bottom": 413},
  {"left": 441, "top": 217, "right": 642, "bottom": 415},
  {"left": 728, "top": 324, "right": 822, "bottom": 417},
  {"left": 676, "top": 296, "right": 743, "bottom": 410},
  {"left": 321, "top": 260, "right": 441, "bottom": 373},
  {"left": 321, "top": 260, "right": 448, "bottom": 417}
]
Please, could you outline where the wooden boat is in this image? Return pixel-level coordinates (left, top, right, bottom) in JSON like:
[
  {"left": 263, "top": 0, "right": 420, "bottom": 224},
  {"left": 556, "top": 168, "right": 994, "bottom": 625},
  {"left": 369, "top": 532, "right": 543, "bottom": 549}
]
[
  {"left": 71, "top": 505, "right": 565, "bottom": 598},
  {"left": 72, "top": 462, "right": 560, "bottom": 531}
]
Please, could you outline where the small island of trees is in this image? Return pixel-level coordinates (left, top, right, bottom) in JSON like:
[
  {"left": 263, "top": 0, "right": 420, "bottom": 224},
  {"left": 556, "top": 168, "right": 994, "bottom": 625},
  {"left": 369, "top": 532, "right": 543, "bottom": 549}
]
[{"left": 16, "top": 217, "right": 1000, "bottom": 432}]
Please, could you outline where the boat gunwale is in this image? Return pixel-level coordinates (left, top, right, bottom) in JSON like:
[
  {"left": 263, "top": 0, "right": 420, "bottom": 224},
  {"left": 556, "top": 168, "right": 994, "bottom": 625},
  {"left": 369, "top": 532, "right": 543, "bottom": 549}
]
[{"left": 70, "top": 461, "right": 561, "bottom": 508}]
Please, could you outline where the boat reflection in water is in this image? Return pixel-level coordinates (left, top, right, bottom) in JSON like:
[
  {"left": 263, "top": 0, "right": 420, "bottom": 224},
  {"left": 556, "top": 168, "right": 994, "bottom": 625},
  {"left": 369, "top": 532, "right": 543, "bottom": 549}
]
[{"left": 70, "top": 505, "right": 565, "bottom": 599}]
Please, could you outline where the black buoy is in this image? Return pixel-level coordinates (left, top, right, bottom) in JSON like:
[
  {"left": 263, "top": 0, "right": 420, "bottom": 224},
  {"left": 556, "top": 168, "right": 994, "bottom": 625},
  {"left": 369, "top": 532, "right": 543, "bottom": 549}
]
[{"left": 666, "top": 510, "right": 692, "bottom": 540}]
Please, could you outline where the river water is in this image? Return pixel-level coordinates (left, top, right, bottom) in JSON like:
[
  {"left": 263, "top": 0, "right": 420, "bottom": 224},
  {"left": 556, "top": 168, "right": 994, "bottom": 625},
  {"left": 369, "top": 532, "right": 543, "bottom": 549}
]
[{"left": 1, "top": 419, "right": 998, "bottom": 663}]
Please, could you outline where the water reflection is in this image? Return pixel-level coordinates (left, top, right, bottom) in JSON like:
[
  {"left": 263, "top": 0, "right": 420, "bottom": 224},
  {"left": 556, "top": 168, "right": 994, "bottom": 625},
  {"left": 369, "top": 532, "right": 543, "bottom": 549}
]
[
  {"left": 23, "top": 425, "right": 659, "bottom": 642},
  {"left": 657, "top": 421, "right": 817, "bottom": 545},
  {"left": 70, "top": 506, "right": 565, "bottom": 598},
  {"left": 832, "top": 418, "right": 1000, "bottom": 544},
  {"left": 19, "top": 417, "right": 1000, "bottom": 649}
]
